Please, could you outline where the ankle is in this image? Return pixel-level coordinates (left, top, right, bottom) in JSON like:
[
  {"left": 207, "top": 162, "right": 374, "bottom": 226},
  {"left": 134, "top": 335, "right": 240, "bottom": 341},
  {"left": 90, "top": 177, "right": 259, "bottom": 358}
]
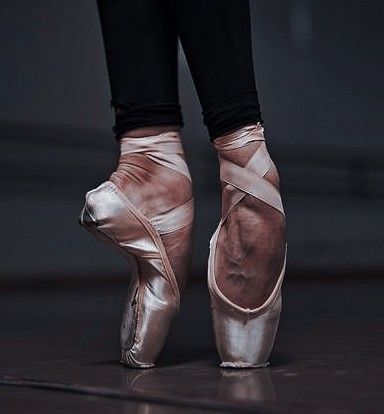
[
  {"left": 215, "top": 123, "right": 280, "bottom": 189},
  {"left": 109, "top": 128, "right": 192, "bottom": 218}
]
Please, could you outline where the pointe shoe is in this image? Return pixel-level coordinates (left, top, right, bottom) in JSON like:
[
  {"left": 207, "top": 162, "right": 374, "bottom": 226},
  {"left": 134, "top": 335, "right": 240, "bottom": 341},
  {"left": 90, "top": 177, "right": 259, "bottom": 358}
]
[
  {"left": 208, "top": 124, "right": 287, "bottom": 368},
  {"left": 79, "top": 131, "right": 193, "bottom": 368}
]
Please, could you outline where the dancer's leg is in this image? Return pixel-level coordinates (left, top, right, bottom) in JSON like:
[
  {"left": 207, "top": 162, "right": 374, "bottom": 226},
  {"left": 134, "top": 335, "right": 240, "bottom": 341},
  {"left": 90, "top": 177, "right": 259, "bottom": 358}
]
[
  {"left": 171, "top": 0, "right": 287, "bottom": 366},
  {"left": 171, "top": 0, "right": 285, "bottom": 307},
  {"left": 81, "top": 1, "right": 194, "bottom": 367},
  {"left": 170, "top": 0, "right": 262, "bottom": 139},
  {"left": 97, "top": 0, "right": 193, "bottom": 287},
  {"left": 97, "top": 0, "right": 182, "bottom": 137}
]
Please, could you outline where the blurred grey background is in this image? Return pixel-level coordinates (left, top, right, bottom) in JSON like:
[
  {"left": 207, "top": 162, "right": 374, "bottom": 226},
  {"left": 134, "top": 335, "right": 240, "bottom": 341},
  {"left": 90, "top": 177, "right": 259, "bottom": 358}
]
[{"left": 1, "top": 0, "right": 383, "bottom": 280}]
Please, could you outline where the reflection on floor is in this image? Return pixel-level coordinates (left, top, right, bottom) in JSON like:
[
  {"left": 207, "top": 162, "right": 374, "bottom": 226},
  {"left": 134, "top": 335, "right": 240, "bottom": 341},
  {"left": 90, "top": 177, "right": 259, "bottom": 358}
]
[{"left": 0, "top": 279, "right": 383, "bottom": 413}]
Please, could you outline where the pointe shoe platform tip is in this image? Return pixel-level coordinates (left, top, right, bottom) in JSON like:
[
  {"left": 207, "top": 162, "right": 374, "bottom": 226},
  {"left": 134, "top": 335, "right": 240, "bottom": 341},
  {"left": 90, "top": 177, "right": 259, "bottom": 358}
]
[{"left": 220, "top": 361, "right": 270, "bottom": 369}]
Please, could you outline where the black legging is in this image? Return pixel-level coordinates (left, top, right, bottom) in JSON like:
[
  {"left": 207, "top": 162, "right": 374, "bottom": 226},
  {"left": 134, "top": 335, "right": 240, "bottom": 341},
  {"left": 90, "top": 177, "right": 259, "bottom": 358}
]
[{"left": 96, "top": 0, "right": 262, "bottom": 140}]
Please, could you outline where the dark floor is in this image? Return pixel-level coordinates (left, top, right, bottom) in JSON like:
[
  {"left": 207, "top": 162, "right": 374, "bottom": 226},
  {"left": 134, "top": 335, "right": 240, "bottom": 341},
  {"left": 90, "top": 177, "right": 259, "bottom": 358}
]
[{"left": 0, "top": 278, "right": 383, "bottom": 413}]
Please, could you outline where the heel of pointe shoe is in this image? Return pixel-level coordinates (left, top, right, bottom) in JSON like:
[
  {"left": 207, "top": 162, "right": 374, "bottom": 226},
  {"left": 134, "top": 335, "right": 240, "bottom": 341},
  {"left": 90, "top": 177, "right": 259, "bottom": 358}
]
[
  {"left": 211, "top": 294, "right": 282, "bottom": 368},
  {"left": 79, "top": 181, "right": 181, "bottom": 368}
]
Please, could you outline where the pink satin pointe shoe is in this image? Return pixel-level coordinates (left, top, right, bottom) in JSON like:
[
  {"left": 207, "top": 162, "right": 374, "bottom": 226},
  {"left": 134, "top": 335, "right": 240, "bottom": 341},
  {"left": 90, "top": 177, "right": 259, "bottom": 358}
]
[
  {"left": 208, "top": 124, "right": 287, "bottom": 368},
  {"left": 79, "top": 130, "right": 193, "bottom": 368}
]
